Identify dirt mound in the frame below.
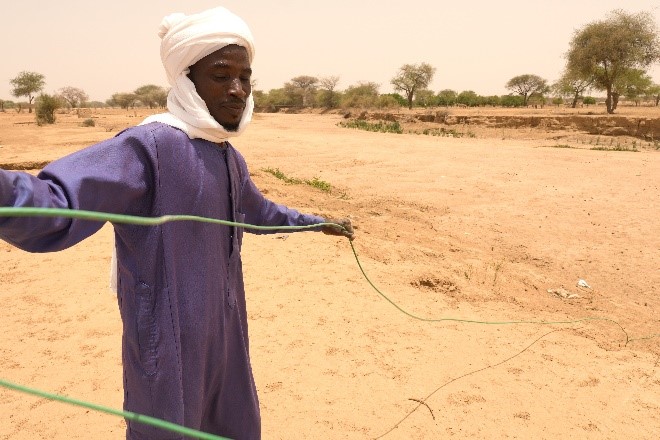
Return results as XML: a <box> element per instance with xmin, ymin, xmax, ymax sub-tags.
<box><xmin>358</xmin><ymin>111</ymin><xmax>660</xmax><ymax>140</ymax></box>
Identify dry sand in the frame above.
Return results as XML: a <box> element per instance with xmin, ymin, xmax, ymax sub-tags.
<box><xmin>0</xmin><ymin>108</ymin><xmax>658</xmax><ymax>439</ymax></box>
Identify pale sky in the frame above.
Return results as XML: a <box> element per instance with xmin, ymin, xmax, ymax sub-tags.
<box><xmin>2</xmin><ymin>0</ymin><xmax>660</xmax><ymax>102</ymax></box>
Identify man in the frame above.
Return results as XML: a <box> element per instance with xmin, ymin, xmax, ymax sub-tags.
<box><xmin>0</xmin><ymin>7</ymin><xmax>353</xmax><ymax>440</ymax></box>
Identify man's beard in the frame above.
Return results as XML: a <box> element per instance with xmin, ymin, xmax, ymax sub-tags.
<box><xmin>223</xmin><ymin>122</ymin><xmax>240</xmax><ymax>132</ymax></box>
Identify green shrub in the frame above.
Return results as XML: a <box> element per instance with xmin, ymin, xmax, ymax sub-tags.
<box><xmin>417</xmin><ymin>127</ymin><xmax>475</xmax><ymax>138</ymax></box>
<box><xmin>337</xmin><ymin>119</ymin><xmax>403</xmax><ymax>134</ymax></box>
<box><xmin>376</xmin><ymin>94</ymin><xmax>402</xmax><ymax>109</ymax></box>
<box><xmin>81</xmin><ymin>118</ymin><xmax>96</xmax><ymax>127</ymax></box>
<box><xmin>500</xmin><ymin>95</ymin><xmax>525</xmax><ymax>107</ymax></box>
<box><xmin>262</xmin><ymin>168</ymin><xmax>333</xmax><ymax>192</ymax></box>
<box><xmin>552</xmin><ymin>97</ymin><xmax>564</xmax><ymax>106</ymax></box>
<box><xmin>35</xmin><ymin>94</ymin><xmax>62</xmax><ymax>125</ymax></box>
<box><xmin>262</xmin><ymin>167</ymin><xmax>302</xmax><ymax>184</ymax></box>
<box><xmin>305</xmin><ymin>176</ymin><xmax>332</xmax><ymax>192</ymax></box>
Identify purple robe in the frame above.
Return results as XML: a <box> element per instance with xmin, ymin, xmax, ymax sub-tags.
<box><xmin>0</xmin><ymin>122</ymin><xmax>325</xmax><ymax>439</ymax></box>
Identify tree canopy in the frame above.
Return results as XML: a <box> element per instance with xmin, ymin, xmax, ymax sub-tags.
<box><xmin>35</xmin><ymin>94</ymin><xmax>62</xmax><ymax>125</ymax></box>
<box><xmin>107</xmin><ymin>92</ymin><xmax>137</xmax><ymax>109</ymax></box>
<box><xmin>285</xmin><ymin>75</ymin><xmax>318</xmax><ymax>107</ymax></box>
<box><xmin>566</xmin><ymin>9</ymin><xmax>660</xmax><ymax>113</ymax></box>
<box><xmin>617</xmin><ymin>69</ymin><xmax>653</xmax><ymax>106</ymax></box>
<box><xmin>19</xmin><ymin>9</ymin><xmax>660</xmax><ymax>114</ymax></box>
<box><xmin>134</xmin><ymin>84</ymin><xmax>168</xmax><ymax>108</ymax></box>
<box><xmin>58</xmin><ymin>86</ymin><xmax>89</xmax><ymax>108</ymax></box>
<box><xmin>341</xmin><ymin>82</ymin><xmax>380</xmax><ymax>108</ymax></box>
<box><xmin>316</xmin><ymin>76</ymin><xmax>341</xmax><ymax>108</ymax></box>
<box><xmin>505</xmin><ymin>74</ymin><xmax>549</xmax><ymax>106</ymax></box>
<box><xmin>10</xmin><ymin>71</ymin><xmax>45</xmax><ymax>113</ymax></box>
<box><xmin>391</xmin><ymin>63</ymin><xmax>436</xmax><ymax>109</ymax></box>
<box><xmin>552</xmin><ymin>70</ymin><xmax>593</xmax><ymax>108</ymax></box>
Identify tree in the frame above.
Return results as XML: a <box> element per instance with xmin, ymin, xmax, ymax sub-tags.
<box><xmin>87</xmin><ymin>101</ymin><xmax>107</xmax><ymax>109</ymax></box>
<box><xmin>35</xmin><ymin>94</ymin><xmax>63</xmax><ymax>125</ymax></box>
<box><xmin>413</xmin><ymin>89</ymin><xmax>436</xmax><ymax>107</ymax></box>
<box><xmin>58</xmin><ymin>86</ymin><xmax>89</xmax><ymax>108</ymax></box>
<box><xmin>376</xmin><ymin>94</ymin><xmax>402</xmax><ymax>109</ymax></box>
<box><xmin>1</xmin><ymin>100</ymin><xmax>16</xmax><ymax>110</ymax></box>
<box><xmin>10</xmin><ymin>71</ymin><xmax>45</xmax><ymax>113</ymax></box>
<box><xmin>528</xmin><ymin>93</ymin><xmax>547</xmax><ymax>108</ymax></box>
<box><xmin>134</xmin><ymin>84</ymin><xmax>168</xmax><ymax>109</ymax></box>
<box><xmin>262</xmin><ymin>88</ymin><xmax>297</xmax><ymax>108</ymax></box>
<box><xmin>483</xmin><ymin>95</ymin><xmax>501</xmax><ymax>106</ymax></box>
<box><xmin>391</xmin><ymin>63</ymin><xmax>436</xmax><ymax>109</ymax></box>
<box><xmin>566</xmin><ymin>10</ymin><xmax>660</xmax><ymax>114</ymax></box>
<box><xmin>456</xmin><ymin>90</ymin><xmax>480</xmax><ymax>107</ymax></box>
<box><xmin>285</xmin><ymin>75</ymin><xmax>318</xmax><ymax>107</ymax></box>
<box><xmin>617</xmin><ymin>69</ymin><xmax>653</xmax><ymax>106</ymax></box>
<box><xmin>436</xmin><ymin>89</ymin><xmax>457</xmax><ymax>107</ymax></box>
<box><xmin>341</xmin><ymin>82</ymin><xmax>380</xmax><ymax>108</ymax></box>
<box><xmin>500</xmin><ymin>95</ymin><xmax>525</xmax><ymax>107</ymax></box>
<box><xmin>380</xmin><ymin>93</ymin><xmax>406</xmax><ymax>107</ymax></box>
<box><xmin>252</xmin><ymin>90</ymin><xmax>267</xmax><ymax>108</ymax></box>
<box><xmin>645</xmin><ymin>83</ymin><xmax>660</xmax><ymax>106</ymax></box>
<box><xmin>553</xmin><ymin>69</ymin><xmax>593</xmax><ymax>108</ymax></box>
<box><xmin>316</xmin><ymin>75</ymin><xmax>340</xmax><ymax>108</ymax></box>
<box><xmin>505</xmin><ymin>74</ymin><xmax>549</xmax><ymax>106</ymax></box>
<box><xmin>108</xmin><ymin>92</ymin><xmax>137</xmax><ymax>109</ymax></box>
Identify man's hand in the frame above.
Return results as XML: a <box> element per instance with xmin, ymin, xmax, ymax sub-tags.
<box><xmin>322</xmin><ymin>218</ymin><xmax>355</xmax><ymax>241</ymax></box>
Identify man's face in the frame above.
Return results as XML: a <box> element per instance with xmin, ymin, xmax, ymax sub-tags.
<box><xmin>188</xmin><ymin>44</ymin><xmax>252</xmax><ymax>131</ymax></box>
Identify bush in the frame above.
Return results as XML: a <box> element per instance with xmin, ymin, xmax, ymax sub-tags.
<box><xmin>456</xmin><ymin>90</ymin><xmax>480</xmax><ymax>107</ymax></box>
<box><xmin>337</xmin><ymin>119</ymin><xmax>403</xmax><ymax>134</ymax></box>
<box><xmin>483</xmin><ymin>95</ymin><xmax>501</xmax><ymax>106</ymax></box>
<box><xmin>35</xmin><ymin>94</ymin><xmax>62</xmax><ymax>125</ymax></box>
<box><xmin>583</xmin><ymin>96</ymin><xmax>596</xmax><ymax>105</ymax></box>
<box><xmin>0</xmin><ymin>100</ymin><xmax>15</xmax><ymax>111</ymax></box>
<box><xmin>376</xmin><ymin>94</ymin><xmax>402</xmax><ymax>109</ymax></box>
<box><xmin>81</xmin><ymin>118</ymin><xmax>95</xmax><ymax>127</ymax></box>
<box><xmin>381</xmin><ymin>93</ymin><xmax>406</xmax><ymax>107</ymax></box>
<box><xmin>315</xmin><ymin>89</ymin><xmax>341</xmax><ymax>108</ymax></box>
<box><xmin>500</xmin><ymin>95</ymin><xmax>525</xmax><ymax>107</ymax></box>
<box><xmin>340</xmin><ymin>82</ymin><xmax>380</xmax><ymax>108</ymax></box>
<box><xmin>86</xmin><ymin>101</ymin><xmax>107</xmax><ymax>108</ymax></box>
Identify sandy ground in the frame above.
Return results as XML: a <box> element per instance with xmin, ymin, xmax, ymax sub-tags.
<box><xmin>0</xmin><ymin>108</ymin><xmax>658</xmax><ymax>439</ymax></box>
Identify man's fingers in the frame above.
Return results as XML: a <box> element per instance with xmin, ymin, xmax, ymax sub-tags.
<box><xmin>323</xmin><ymin>218</ymin><xmax>355</xmax><ymax>240</ymax></box>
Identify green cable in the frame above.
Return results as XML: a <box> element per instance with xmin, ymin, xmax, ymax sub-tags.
<box><xmin>0</xmin><ymin>206</ymin><xmax>657</xmax><ymax>438</ymax></box>
<box><xmin>0</xmin><ymin>206</ymin><xmax>330</xmax><ymax>439</ymax></box>
<box><xmin>0</xmin><ymin>207</ymin><xmax>652</xmax><ymax>345</ymax></box>
<box><xmin>348</xmin><ymin>241</ymin><xmax>631</xmax><ymax>344</ymax></box>
<box><xmin>0</xmin><ymin>378</ymin><xmax>228</xmax><ymax>440</ymax></box>
<box><xmin>0</xmin><ymin>206</ymin><xmax>334</xmax><ymax>230</ymax></box>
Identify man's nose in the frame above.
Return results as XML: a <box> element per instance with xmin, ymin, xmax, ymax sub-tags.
<box><xmin>228</xmin><ymin>78</ymin><xmax>246</xmax><ymax>97</ymax></box>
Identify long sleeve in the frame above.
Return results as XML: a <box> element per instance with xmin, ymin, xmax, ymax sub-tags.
<box><xmin>0</xmin><ymin>126</ymin><xmax>157</xmax><ymax>252</ymax></box>
<box><xmin>230</xmin><ymin>148</ymin><xmax>325</xmax><ymax>233</ymax></box>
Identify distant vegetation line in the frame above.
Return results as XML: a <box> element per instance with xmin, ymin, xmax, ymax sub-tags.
<box><xmin>2</xmin><ymin>9</ymin><xmax>659</xmax><ymax>121</ymax></box>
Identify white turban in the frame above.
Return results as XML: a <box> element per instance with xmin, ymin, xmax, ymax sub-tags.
<box><xmin>141</xmin><ymin>6</ymin><xmax>255</xmax><ymax>143</ymax></box>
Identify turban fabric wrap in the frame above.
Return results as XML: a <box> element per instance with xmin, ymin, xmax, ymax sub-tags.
<box><xmin>111</xmin><ymin>7</ymin><xmax>255</xmax><ymax>293</ymax></box>
<box><xmin>141</xmin><ymin>6</ymin><xmax>256</xmax><ymax>143</ymax></box>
